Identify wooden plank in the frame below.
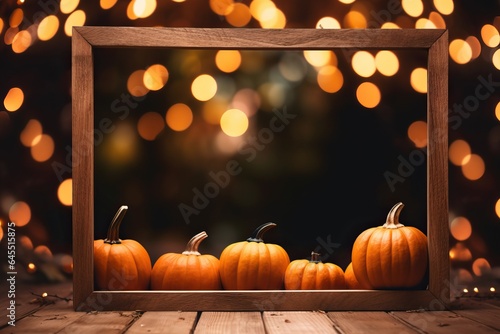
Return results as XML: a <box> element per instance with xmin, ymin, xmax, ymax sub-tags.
<box><xmin>56</xmin><ymin>311</ymin><xmax>139</xmax><ymax>333</ymax></box>
<box><xmin>76</xmin><ymin>27</ymin><xmax>445</xmax><ymax>49</ymax></box>
<box><xmin>328</xmin><ymin>312</ymin><xmax>416</xmax><ymax>333</ymax></box>
<box><xmin>126</xmin><ymin>312</ymin><xmax>197</xmax><ymax>334</ymax></box>
<box><xmin>195</xmin><ymin>312</ymin><xmax>264</xmax><ymax>333</ymax></box>
<box><xmin>264</xmin><ymin>311</ymin><xmax>335</xmax><ymax>333</ymax></box>
<box><xmin>453</xmin><ymin>309</ymin><xmax>500</xmax><ymax>331</ymax></box>
<box><xmin>392</xmin><ymin>310</ymin><xmax>500</xmax><ymax>333</ymax></box>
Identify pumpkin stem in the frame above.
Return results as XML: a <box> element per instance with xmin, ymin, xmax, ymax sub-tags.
<box><xmin>182</xmin><ymin>231</ymin><xmax>207</xmax><ymax>255</ymax></box>
<box><xmin>383</xmin><ymin>202</ymin><xmax>405</xmax><ymax>229</ymax></box>
<box><xmin>247</xmin><ymin>222</ymin><xmax>276</xmax><ymax>242</ymax></box>
<box><xmin>104</xmin><ymin>205</ymin><xmax>128</xmax><ymax>244</ymax></box>
<box><xmin>310</xmin><ymin>251</ymin><xmax>321</xmax><ymax>263</ymax></box>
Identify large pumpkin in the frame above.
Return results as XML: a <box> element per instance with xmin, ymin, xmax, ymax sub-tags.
<box><xmin>351</xmin><ymin>202</ymin><xmax>428</xmax><ymax>289</ymax></box>
<box><xmin>150</xmin><ymin>231</ymin><xmax>221</xmax><ymax>290</ymax></box>
<box><xmin>219</xmin><ymin>222</ymin><xmax>290</xmax><ymax>290</ymax></box>
<box><xmin>284</xmin><ymin>252</ymin><xmax>345</xmax><ymax>290</ymax></box>
<box><xmin>94</xmin><ymin>206</ymin><xmax>152</xmax><ymax>290</ymax></box>
<box><xmin>344</xmin><ymin>262</ymin><xmax>371</xmax><ymax>289</ymax></box>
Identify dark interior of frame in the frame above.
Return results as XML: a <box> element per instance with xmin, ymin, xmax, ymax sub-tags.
<box><xmin>93</xmin><ymin>47</ymin><xmax>428</xmax><ymax>288</ymax></box>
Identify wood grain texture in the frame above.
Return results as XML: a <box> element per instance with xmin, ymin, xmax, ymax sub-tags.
<box><xmin>264</xmin><ymin>311</ymin><xmax>336</xmax><ymax>333</ymax></box>
<box><xmin>75</xmin><ymin>27</ymin><xmax>445</xmax><ymax>49</ymax></box>
<box><xmin>195</xmin><ymin>312</ymin><xmax>265</xmax><ymax>333</ymax></box>
<box><xmin>453</xmin><ymin>308</ymin><xmax>500</xmax><ymax>331</ymax></box>
<box><xmin>126</xmin><ymin>312</ymin><xmax>198</xmax><ymax>334</ymax></box>
<box><xmin>57</xmin><ymin>311</ymin><xmax>138</xmax><ymax>333</ymax></box>
<box><xmin>328</xmin><ymin>312</ymin><xmax>416</xmax><ymax>333</ymax></box>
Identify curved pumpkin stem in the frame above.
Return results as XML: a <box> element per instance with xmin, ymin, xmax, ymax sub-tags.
<box><xmin>104</xmin><ymin>205</ymin><xmax>128</xmax><ymax>244</ymax></box>
<box><xmin>383</xmin><ymin>202</ymin><xmax>405</xmax><ymax>229</ymax></box>
<box><xmin>182</xmin><ymin>231</ymin><xmax>208</xmax><ymax>255</ymax></box>
<box><xmin>310</xmin><ymin>251</ymin><xmax>321</xmax><ymax>263</ymax></box>
<box><xmin>247</xmin><ymin>222</ymin><xmax>276</xmax><ymax>242</ymax></box>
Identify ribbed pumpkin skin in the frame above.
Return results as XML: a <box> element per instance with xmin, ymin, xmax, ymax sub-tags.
<box><xmin>94</xmin><ymin>239</ymin><xmax>151</xmax><ymax>290</ymax></box>
<box><xmin>344</xmin><ymin>262</ymin><xmax>371</xmax><ymax>289</ymax></box>
<box><xmin>351</xmin><ymin>204</ymin><xmax>428</xmax><ymax>289</ymax></box>
<box><xmin>151</xmin><ymin>253</ymin><xmax>221</xmax><ymax>290</ymax></box>
<box><xmin>284</xmin><ymin>258</ymin><xmax>345</xmax><ymax>290</ymax></box>
<box><xmin>219</xmin><ymin>241</ymin><xmax>290</xmax><ymax>290</ymax></box>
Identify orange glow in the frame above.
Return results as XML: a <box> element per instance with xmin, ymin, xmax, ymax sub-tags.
<box><xmin>57</xmin><ymin>179</ymin><xmax>73</xmax><ymax>206</ymax></box>
<box><xmin>226</xmin><ymin>3</ymin><xmax>252</xmax><ymax>27</ymax></box>
<box><xmin>127</xmin><ymin>70</ymin><xmax>149</xmax><ymax>97</ymax></box>
<box><xmin>133</xmin><ymin>0</ymin><xmax>157</xmax><ymax>19</ymax></box>
<box><xmin>9</xmin><ymin>201</ymin><xmax>31</xmax><ymax>227</ymax></box>
<box><xmin>343</xmin><ymin>11</ymin><xmax>367</xmax><ymax>28</ymax></box>
<box><xmin>259</xmin><ymin>8</ymin><xmax>286</xmax><ymax>29</ymax></box>
<box><xmin>303</xmin><ymin>50</ymin><xmax>335</xmax><ymax>67</ymax></box>
<box><xmin>402</xmin><ymin>0</ymin><xmax>424</xmax><ymax>17</ymax></box>
<box><xmin>0</xmin><ymin>18</ymin><xmax>4</xmax><ymax>35</ymax></box>
<box><xmin>211</xmin><ymin>0</ymin><xmax>234</xmax><ymax>16</ymax></box>
<box><xmin>64</xmin><ymin>10</ymin><xmax>86</xmax><ymax>36</ymax></box>
<box><xmin>4</xmin><ymin>27</ymin><xmax>19</xmax><ymax>45</ymax></box>
<box><xmin>495</xmin><ymin>101</ymin><xmax>500</xmax><ymax>121</ymax></box>
<box><xmin>100</xmin><ymin>0</ymin><xmax>118</xmax><ymax>9</ymax></box>
<box><xmin>495</xmin><ymin>198</ymin><xmax>500</xmax><ymax>218</ymax></box>
<box><xmin>60</xmin><ymin>0</ymin><xmax>80</xmax><ymax>14</ymax></box>
<box><xmin>317</xmin><ymin>66</ymin><xmax>343</xmax><ymax>93</ymax></box>
<box><xmin>19</xmin><ymin>236</ymin><xmax>33</xmax><ymax>250</ymax></box>
<box><xmin>220</xmin><ymin>108</ymin><xmax>249</xmax><ymax>137</ymax></box>
<box><xmin>38</xmin><ymin>15</ymin><xmax>59</xmax><ymax>41</ymax></box>
<box><xmin>34</xmin><ymin>245</ymin><xmax>53</xmax><ymax>261</ymax></box>
<box><xmin>356</xmin><ymin>82</ymin><xmax>381</xmax><ymax>108</ymax></box>
<box><xmin>450</xmin><ymin>216</ymin><xmax>472</xmax><ymax>241</ymax></box>
<box><xmin>449</xmin><ymin>39</ymin><xmax>472</xmax><ymax>64</ymax></box>
<box><xmin>202</xmin><ymin>98</ymin><xmax>228</xmax><ymax>125</ymax></box>
<box><xmin>143</xmin><ymin>64</ymin><xmax>169</xmax><ymax>91</ymax></box>
<box><xmin>27</xmin><ymin>263</ymin><xmax>36</xmax><ymax>274</ymax></box>
<box><xmin>251</xmin><ymin>0</ymin><xmax>275</xmax><ymax>21</ymax></box>
<box><xmin>433</xmin><ymin>0</ymin><xmax>453</xmax><ymax>15</ymax></box>
<box><xmin>9</xmin><ymin>8</ymin><xmax>24</xmax><ymax>28</ymax></box>
<box><xmin>126</xmin><ymin>1</ymin><xmax>138</xmax><ymax>19</ymax></box>
<box><xmin>137</xmin><ymin>111</ymin><xmax>165</xmax><ymax>140</ymax></box>
<box><xmin>0</xmin><ymin>224</ymin><xmax>3</xmax><ymax>241</ymax></box>
<box><xmin>449</xmin><ymin>243</ymin><xmax>472</xmax><ymax>261</ymax></box>
<box><xmin>410</xmin><ymin>68</ymin><xmax>427</xmax><ymax>93</ymax></box>
<box><xmin>232</xmin><ymin>88</ymin><xmax>260</xmax><ymax>117</ymax></box>
<box><xmin>472</xmin><ymin>258</ymin><xmax>491</xmax><ymax>276</ymax></box>
<box><xmin>381</xmin><ymin>22</ymin><xmax>400</xmax><ymax>29</ymax></box>
<box><xmin>316</xmin><ymin>16</ymin><xmax>341</xmax><ymax>29</ymax></box>
<box><xmin>12</xmin><ymin>30</ymin><xmax>32</xmax><ymax>53</ymax></box>
<box><xmin>215</xmin><ymin>50</ymin><xmax>242</xmax><ymax>73</ymax></box>
<box><xmin>20</xmin><ymin>119</ymin><xmax>43</xmax><ymax>147</ymax></box>
<box><xmin>481</xmin><ymin>24</ymin><xmax>500</xmax><ymax>48</ymax></box>
<box><xmin>352</xmin><ymin>51</ymin><xmax>376</xmax><ymax>78</ymax></box>
<box><xmin>493</xmin><ymin>49</ymin><xmax>500</xmax><ymax>70</ymax></box>
<box><xmin>465</xmin><ymin>36</ymin><xmax>481</xmax><ymax>60</ymax></box>
<box><xmin>461</xmin><ymin>154</ymin><xmax>485</xmax><ymax>180</ymax></box>
<box><xmin>407</xmin><ymin>120</ymin><xmax>427</xmax><ymax>148</ymax></box>
<box><xmin>375</xmin><ymin>50</ymin><xmax>399</xmax><ymax>76</ymax></box>
<box><xmin>191</xmin><ymin>74</ymin><xmax>217</xmax><ymax>101</ymax></box>
<box><xmin>429</xmin><ymin>11</ymin><xmax>446</xmax><ymax>28</ymax></box>
<box><xmin>31</xmin><ymin>134</ymin><xmax>55</xmax><ymax>162</ymax></box>
<box><xmin>338</xmin><ymin>0</ymin><xmax>356</xmax><ymax>3</ymax></box>
<box><xmin>449</xmin><ymin>140</ymin><xmax>471</xmax><ymax>166</ymax></box>
<box><xmin>416</xmin><ymin>18</ymin><xmax>436</xmax><ymax>29</ymax></box>
<box><xmin>166</xmin><ymin>103</ymin><xmax>193</xmax><ymax>131</ymax></box>
<box><xmin>4</xmin><ymin>87</ymin><xmax>24</xmax><ymax>112</ymax></box>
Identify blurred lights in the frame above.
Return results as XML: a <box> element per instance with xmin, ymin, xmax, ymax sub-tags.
<box><xmin>416</xmin><ymin>18</ymin><xmax>436</xmax><ymax>29</ymax></box>
<box><xmin>259</xmin><ymin>7</ymin><xmax>286</xmax><ymax>29</ymax></box>
<box><xmin>450</xmin><ymin>216</ymin><xmax>472</xmax><ymax>241</ymax></box>
<box><xmin>303</xmin><ymin>50</ymin><xmax>335</xmax><ymax>68</ymax></box>
<box><xmin>449</xmin><ymin>139</ymin><xmax>471</xmax><ymax>166</ymax></box>
<box><xmin>495</xmin><ymin>102</ymin><xmax>500</xmax><ymax>121</ymax></box>
<box><xmin>356</xmin><ymin>82</ymin><xmax>381</xmax><ymax>108</ymax></box>
<box><xmin>481</xmin><ymin>24</ymin><xmax>500</xmax><ymax>48</ymax></box>
<box><xmin>410</xmin><ymin>68</ymin><xmax>427</xmax><ymax>93</ymax></box>
<box><xmin>0</xmin><ymin>18</ymin><xmax>4</xmax><ymax>35</ymax></box>
<box><xmin>343</xmin><ymin>11</ymin><xmax>367</xmax><ymax>28</ymax></box>
<box><xmin>4</xmin><ymin>87</ymin><xmax>24</xmax><ymax>112</ymax></box>
<box><xmin>100</xmin><ymin>0</ymin><xmax>118</xmax><ymax>10</ymax></box>
<box><xmin>202</xmin><ymin>98</ymin><xmax>228</xmax><ymax>125</ymax></box>
<box><xmin>60</xmin><ymin>0</ymin><xmax>80</xmax><ymax>14</ymax></box>
<box><xmin>192</xmin><ymin>74</ymin><xmax>217</xmax><ymax>101</ymax></box>
<box><xmin>9</xmin><ymin>8</ymin><xmax>24</xmax><ymax>28</ymax></box>
<box><xmin>449</xmin><ymin>39</ymin><xmax>472</xmax><ymax>64</ymax></box>
<box><xmin>472</xmin><ymin>258</ymin><xmax>491</xmax><ymax>276</ymax></box>
<box><xmin>128</xmin><ymin>70</ymin><xmax>150</xmax><ymax>97</ymax></box>
<box><xmin>4</xmin><ymin>27</ymin><xmax>19</xmax><ymax>45</ymax></box>
<box><xmin>407</xmin><ymin>120</ymin><xmax>427</xmax><ymax>148</ymax></box>
<box><xmin>12</xmin><ymin>30</ymin><xmax>32</xmax><ymax>53</ymax></box>
<box><xmin>316</xmin><ymin>17</ymin><xmax>341</xmax><ymax>29</ymax></box>
<box><xmin>19</xmin><ymin>235</ymin><xmax>33</xmax><ymax>250</ymax></box>
<box><xmin>34</xmin><ymin>245</ymin><xmax>53</xmax><ymax>261</ymax></box>
<box><xmin>381</xmin><ymin>22</ymin><xmax>400</xmax><ymax>29</ymax></box>
<box><xmin>64</xmin><ymin>10</ymin><xmax>86</xmax><ymax>36</ymax></box>
<box><xmin>338</xmin><ymin>0</ymin><xmax>356</xmax><ymax>4</ymax></box>
<box><xmin>215</xmin><ymin>50</ymin><xmax>242</xmax><ymax>73</ymax></box>
<box><xmin>132</xmin><ymin>0</ymin><xmax>157</xmax><ymax>19</ymax></box>
<box><xmin>166</xmin><ymin>103</ymin><xmax>193</xmax><ymax>131</ymax></box>
<box><xmin>20</xmin><ymin>119</ymin><xmax>43</xmax><ymax>147</ymax></box>
<box><xmin>429</xmin><ymin>11</ymin><xmax>446</xmax><ymax>29</ymax></box>
<box><xmin>211</xmin><ymin>0</ymin><xmax>234</xmax><ymax>16</ymax></box>
<box><xmin>402</xmin><ymin>0</ymin><xmax>424</xmax><ymax>18</ymax></box>
<box><xmin>461</xmin><ymin>154</ymin><xmax>485</xmax><ymax>180</ymax></box>
<box><xmin>465</xmin><ymin>36</ymin><xmax>481</xmax><ymax>60</ymax></box>
<box><xmin>27</xmin><ymin>262</ymin><xmax>36</xmax><ymax>274</ymax></box>
<box><xmin>38</xmin><ymin>15</ymin><xmax>60</xmax><ymax>41</ymax></box>
<box><xmin>226</xmin><ymin>3</ymin><xmax>252</xmax><ymax>27</ymax></box>
<box><xmin>495</xmin><ymin>198</ymin><xmax>500</xmax><ymax>218</ymax></box>
<box><xmin>31</xmin><ymin>134</ymin><xmax>55</xmax><ymax>162</ymax></box>
<box><xmin>232</xmin><ymin>88</ymin><xmax>260</xmax><ymax>117</ymax></box>
<box><xmin>220</xmin><ymin>108</ymin><xmax>249</xmax><ymax>137</ymax></box>
<box><xmin>449</xmin><ymin>243</ymin><xmax>472</xmax><ymax>261</ymax></box>
<box><xmin>317</xmin><ymin>65</ymin><xmax>344</xmax><ymax>93</ymax></box>
<box><xmin>493</xmin><ymin>49</ymin><xmax>500</xmax><ymax>70</ymax></box>
<box><xmin>375</xmin><ymin>51</ymin><xmax>399</xmax><ymax>76</ymax></box>
<box><xmin>9</xmin><ymin>201</ymin><xmax>31</xmax><ymax>227</ymax></box>
<box><xmin>143</xmin><ymin>64</ymin><xmax>169</xmax><ymax>91</ymax></box>
<box><xmin>57</xmin><ymin>179</ymin><xmax>73</xmax><ymax>206</ymax></box>
<box><xmin>433</xmin><ymin>0</ymin><xmax>453</xmax><ymax>15</ymax></box>
<box><xmin>352</xmin><ymin>51</ymin><xmax>376</xmax><ymax>77</ymax></box>
<box><xmin>473</xmin><ymin>287</ymin><xmax>479</xmax><ymax>293</ymax></box>
<box><xmin>138</xmin><ymin>111</ymin><xmax>165</xmax><ymax>140</ymax></box>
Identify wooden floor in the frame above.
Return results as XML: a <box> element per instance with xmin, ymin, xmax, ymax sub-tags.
<box><xmin>1</xmin><ymin>282</ymin><xmax>499</xmax><ymax>333</ymax></box>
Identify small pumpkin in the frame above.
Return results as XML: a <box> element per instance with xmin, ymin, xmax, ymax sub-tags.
<box><xmin>151</xmin><ymin>231</ymin><xmax>221</xmax><ymax>290</ymax></box>
<box><xmin>94</xmin><ymin>205</ymin><xmax>152</xmax><ymax>290</ymax></box>
<box><xmin>219</xmin><ymin>222</ymin><xmax>290</xmax><ymax>290</ymax></box>
<box><xmin>284</xmin><ymin>252</ymin><xmax>345</xmax><ymax>290</ymax></box>
<box><xmin>344</xmin><ymin>262</ymin><xmax>371</xmax><ymax>289</ymax></box>
<box><xmin>351</xmin><ymin>202</ymin><xmax>428</xmax><ymax>289</ymax></box>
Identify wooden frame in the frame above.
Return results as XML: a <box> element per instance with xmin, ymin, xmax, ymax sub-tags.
<box><xmin>72</xmin><ymin>27</ymin><xmax>449</xmax><ymax>311</ymax></box>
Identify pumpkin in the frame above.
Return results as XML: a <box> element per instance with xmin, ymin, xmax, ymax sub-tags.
<box><xmin>344</xmin><ymin>262</ymin><xmax>371</xmax><ymax>289</ymax></box>
<box><xmin>351</xmin><ymin>202</ymin><xmax>428</xmax><ymax>289</ymax></box>
<box><xmin>284</xmin><ymin>252</ymin><xmax>345</xmax><ymax>290</ymax></box>
<box><xmin>219</xmin><ymin>222</ymin><xmax>290</xmax><ymax>290</ymax></box>
<box><xmin>151</xmin><ymin>231</ymin><xmax>221</xmax><ymax>290</ymax></box>
<box><xmin>94</xmin><ymin>205</ymin><xmax>152</xmax><ymax>290</ymax></box>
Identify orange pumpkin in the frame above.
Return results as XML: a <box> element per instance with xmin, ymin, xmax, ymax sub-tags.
<box><xmin>219</xmin><ymin>222</ymin><xmax>290</xmax><ymax>290</ymax></box>
<box><xmin>344</xmin><ymin>262</ymin><xmax>371</xmax><ymax>289</ymax></box>
<box><xmin>94</xmin><ymin>206</ymin><xmax>152</xmax><ymax>290</ymax></box>
<box><xmin>151</xmin><ymin>231</ymin><xmax>221</xmax><ymax>290</ymax></box>
<box><xmin>284</xmin><ymin>252</ymin><xmax>345</xmax><ymax>290</ymax></box>
<box><xmin>351</xmin><ymin>202</ymin><xmax>428</xmax><ymax>289</ymax></box>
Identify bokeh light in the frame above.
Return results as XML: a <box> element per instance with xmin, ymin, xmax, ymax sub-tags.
<box><xmin>64</xmin><ymin>9</ymin><xmax>86</xmax><ymax>36</ymax></box>
<box><xmin>433</xmin><ymin>0</ymin><xmax>453</xmax><ymax>15</ymax></box>
<box><xmin>0</xmin><ymin>18</ymin><xmax>4</xmax><ymax>35</ymax></box>
<box><xmin>31</xmin><ymin>134</ymin><xmax>55</xmax><ymax>162</ymax></box>
<box><xmin>416</xmin><ymin>18</ymin><xmax>436</xmax><ymax>29</ymax></box>
<box><xmin>493</xmin><ymin>49</ymin><xmax>500</xmax><ymax>70</ymax></box>
<box><xmin>449</xmin><ymin>243</ymin><xmax>472</xmax><ymax>261</ymax></box>
<box><xmin>259</xmin><ymin>7</ymin><xmax>286</xmax><ymax>28</ymax></box>
<box><xmin>338</xmin><ymin>0</ymin><xmax>356</xmax><ymax>4</ymax></box>
<box><xmin>303</xmin><ymin>50</ymin><xmax>335</xmax><ymax>67</ymax></box>
<box><xmin>472</xmin><ymin>258</ymin><xmax>491</xmax><ymax>276</ymax></box>
<box><xmin>375</xmin><ymin>50</ymin><xmax>399</xmax><ymax>76</ymax></box>
<box><xmin>38</xmin><ymin>15</ymin><xmax>60</xmax><ymax>41</ymax></box>
<box><xmin>138</xmin><ymin>111</ymin><xmax>165</xmax><ymax>140</ymax></box>
<box><xmin>127</xmin><ymin>69</ymin><xmax>149</xmax><ymax>97</ymax></box>
<box><xmin>9</xmin><ymin>201</ymin><xmax>31</xmax><ymax>227</ymax></box>
<box><xmin>317</xmin><ymin>66</ymin><xmax>344</xmax><ymax>93</ymax></box>
<box><xmin>143</xmin><ymin>64</ymin><xmax>169</xmax><ymax>91</ymax></box>
<box><xmin>27</xmin><ymin>262</ymin><xmax>36</xmax><ymax>274</ymax></box>
<box><xmin>9</xmin><ymin>8</ymin><xmax>23</xmax><ymax>28</ymax></box>
<box><xmin>407</xmin><ymin>120</ymin><xmax>427</xmax><ymax>148</ymax></box>
<box><xmin>192</xmin><ymin>74</ymin><xmax>217</xmax><ymax>101</ymax></box>
<box><xmin>4</xmin><ymin>87</ymin><xmax>24</xmax><ymax>112</ymax></box>
<box><xmin>356</xmin><ymin>82</ymin><xmax>381</xmax><ymax>108</ymax></box>
<box><xmin>34</xmin><ymin>245</ymin><xmax>53</xmax><ymax>261</ymax></box>
<box><xmin>402</xmin><ymin>0</ymin><xmax>424</xmax><ymax>17</ymax></box>
<box><xmin>226</xmin><ymin>3</ymin><xmax>252</xmax><ymax>27</ymax></box>
<box><xmin>352</xmin><ymin>51</ymin><xmax>376</xmax><ymax>77</ymax></box>
<box><xmin>57</xmin><ymin>179</ymin><xmax>73</xmax><ymax>206</ymax></box>
<box><xmin>20</xmin><ymin>119</ymin><xmax>43</xmax><ymax>147</ymax></box>
<box><xmin>316</xmin><ymin>16</ymin><xmax>341</xmax><ymax>29</ymax></box>
<box><xmin>461</xmin><ymin>154</ymin><xmax>485</xmax><ymax>180</ymax></box>
<box><xmin>449</xmin><ymin>39</ymin><xmax>473</xmax><ymax>64</ymax></box>
<box><xmin>220</xmin><ymin>108</ymin><xmax>249</xmax><ymax>137</ymax></box>
<box><xmin>202</xmin><ymin>97</ymin><xmax>228</xmax><ymax>125</ymax></box>
<box><xmin>429</xmin><ymin>11</ymin><xmax>446</xmax><ymax>29</ymax></box>
<box><xmin>12</xmin><ymin>30</ymin><xmax>32</xmax><ymax>53</ymax></box>
<box><xmin>495</xmin><ymin>198</ymin><xmax>500</xmax><ymax>218</ymax></box>
<box><xmin>215</xmin><ymin>50</ymin><xmax>242</xmax><ymax>73</ymax></box>
<box><xmin>481</xmin><ymin>24</ymin><xmax>500</xmax><ymax>48</ymax></box>
<box><xmin>132</xmin><ymin>0</ymin><xmax>157</xmax><ymax>19</ymax></box>
<box><xmin>231</xmin><ymin>88</ymin><xmax>260</xmax><ymax>117</ymax></box>
<box><xmin>449</xmin><ymin>139</ymin><xmax>472</xmax><ymax>166</ymax></box>
<box><xmin>465</xmin><ymin>36</ymin><xmax>481</xmax><ymax>60</ymax></box>
<box><xmin>100</xmin><ymin>0</ymin><xmax>118</xmax><ymax>10</ymax></box>
<box><xmin>166</xmin><ymin>103</ymin><xmax>193</xmax><ymax>131</ymax></box>
<box><xmin>450</xmin><ymin>216</ymin><xmax>472</xmax><ymax>241</ymax></box>
<box><xmin>211</xmin><ymin>0</ymin><xmax>233</xmax><ymax>16</ymax></box>
<box><xmin>60</xmin><ymin>0</ymin><xmax>80</xmax><ymax>14</ymax></box>
<box><xmin>410</xmin><ymin>67</ymin><xmax>427</xmax><ymax>93</ymax></box>
<box><xmin>495</xmin><ymin>101</ymin><xmax>500</xmax><ymax>121</ymax></box>
<box><xmin>343</xmin><ymin>10</ymin><xmax>367</xmax><ymax>28</ymax></box>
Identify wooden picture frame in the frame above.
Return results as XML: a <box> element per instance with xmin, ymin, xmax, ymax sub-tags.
<box><xmin>72</xmin><ymin>27</ymin><xmax>449</xmax><ymax>311</ymax></box>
